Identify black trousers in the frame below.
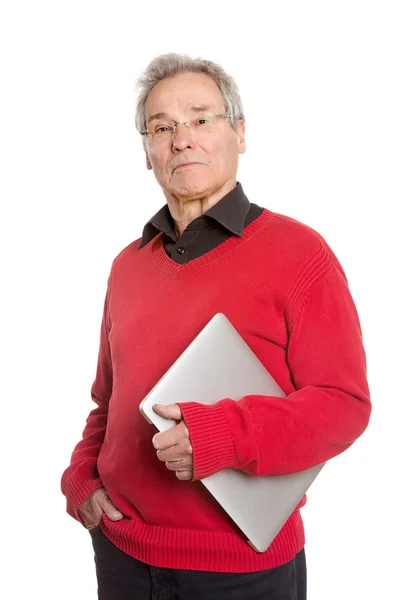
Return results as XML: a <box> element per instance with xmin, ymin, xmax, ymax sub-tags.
<box><xmin>89</xmin><ymin>526</ymin><xmax>307</xmax><ymax>600</ymax></box>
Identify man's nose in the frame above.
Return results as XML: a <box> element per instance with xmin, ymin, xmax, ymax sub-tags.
<box><xmin>172</xmin><ymin>122</ymin><xmax>194</xmax><ymax>151</ymax></box>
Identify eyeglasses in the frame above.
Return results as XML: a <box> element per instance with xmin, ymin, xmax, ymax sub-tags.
<box><xmin>140</xmin><ymin>111</ymin><xmax>232</xmax><ymax>145</ymax></box>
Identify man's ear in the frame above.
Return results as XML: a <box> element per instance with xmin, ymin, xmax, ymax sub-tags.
<box><xmin>236</xmin><ymin>120</ymin><xmax>246</xmax><ymax>155</ymax></box>
<box><xmin>143</xmin><ymin>138</ymin><xmax>152</xmax><ymax>170</ymax></box>
<box><xmin>145</xmin><ymin>150</ymin><xmax>152</xmax><ymax>171</ymax></box>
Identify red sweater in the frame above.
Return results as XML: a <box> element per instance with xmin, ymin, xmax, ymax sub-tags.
<box><xmin>61</xmin><ymin>208</ymin><xmax>371</xmax><ymax>572</ymax></box>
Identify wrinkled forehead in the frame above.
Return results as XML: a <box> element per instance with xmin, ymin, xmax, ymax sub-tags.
<box><xmin>145</xmin><ymin>72</ymin><xmax>225</xmax><ymax>122</ymax></box>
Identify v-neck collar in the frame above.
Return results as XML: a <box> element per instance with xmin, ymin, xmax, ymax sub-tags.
<box><xmin>149</xmin><ymin>209</ymin><xmax>271</xmax><ymax>280</ymax></box>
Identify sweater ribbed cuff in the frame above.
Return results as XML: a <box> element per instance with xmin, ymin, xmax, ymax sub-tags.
<box><xmin>61</xmin><ymin>465</ymin><xmax>104</xmax><ymax>524</ymax></box>
<box><xmin>177</xmin><ymin>402</ymin><xmax>235</xmax><ymax>481</ymax></box>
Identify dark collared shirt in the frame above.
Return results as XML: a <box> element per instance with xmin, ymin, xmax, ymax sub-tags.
<box><xmin>138</xmin><ymin>182</ymin><xmax>264</xmax><ymax>264</ymax></box>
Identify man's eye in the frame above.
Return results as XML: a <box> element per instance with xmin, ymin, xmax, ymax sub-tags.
<box><xmin>155</xmin><ymin>126</ymin><xmax>171</xmax><ymax>133</ymax></box>
<box><xmin>197</xmin><ymin>118</ymin><xmax>210</xmax><ymax>125</ymax></box>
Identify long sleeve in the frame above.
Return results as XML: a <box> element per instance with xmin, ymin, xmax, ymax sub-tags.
<box><xmin>178</xmin><ymin>257</ymin><xmax>371</xmax><ymax>481</ymax></box>
<box><xmin>61</xmin><ymin>278</ymin><xmax>113</xmax><ymax>522</ymax></box>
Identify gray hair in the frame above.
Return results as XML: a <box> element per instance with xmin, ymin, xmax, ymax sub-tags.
<box><xmin>135</xmin><ymin>53</ymin><xmax>245</xmax><ymax>135</ymax></box>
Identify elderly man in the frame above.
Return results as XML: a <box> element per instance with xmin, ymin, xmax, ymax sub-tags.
<box><xmin>61</xmin><ymin>53</ymin><xmax>371</xmax><ymax>599</ymax></box>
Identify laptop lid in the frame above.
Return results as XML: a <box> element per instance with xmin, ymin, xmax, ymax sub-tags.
<box><xmin>139</xmin><ymin>312</ymin><xmax>324</xmax><ymax>552</ymax></box>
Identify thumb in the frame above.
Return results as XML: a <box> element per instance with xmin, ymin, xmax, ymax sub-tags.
<box><xmin>153</xmin><ymin>403</ymin><xmax>182</xmax><ymax>421</ymax></box>
<box><xmin>100</xmin><ymin>494</ymin><xmax>123</xmax><ymax>521</ymax></box>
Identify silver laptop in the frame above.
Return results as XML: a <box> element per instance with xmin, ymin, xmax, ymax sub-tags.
<box><xmin>139</xmin><ymin>313</ymin><xmax>325</xmax><ymax>552</ymax></box>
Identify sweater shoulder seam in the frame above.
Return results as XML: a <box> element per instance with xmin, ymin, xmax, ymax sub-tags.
<box><xmin>285</xmin><ymin>240</ymin><xmax>334</xmax><ymax>327</ymax></box>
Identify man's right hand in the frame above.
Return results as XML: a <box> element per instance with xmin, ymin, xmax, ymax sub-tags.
<box><xmin>78</xmin><ymin>488</ymin><xmax>124</xmax><ymax>530</ymax></box>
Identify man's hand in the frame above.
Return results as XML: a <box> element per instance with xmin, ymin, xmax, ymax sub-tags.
<box><xmin>78</xmin><ymin>488</ymin><xmax>124</xmax><ymax>530</ymax></box>
<box><xmin>152</xmin><ymin>404</ymin><xmax>193</xmax><ymax>481</ymax></box>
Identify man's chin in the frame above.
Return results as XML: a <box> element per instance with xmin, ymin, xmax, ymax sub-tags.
<box><xmin>169</xmin><ymin>179</ymin><xmax>211</xmax><ymax>199</ymax></box>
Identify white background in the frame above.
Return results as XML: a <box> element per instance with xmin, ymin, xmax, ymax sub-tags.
<box><xmin>1</xmin><ymin>1</ymin><xmax>399</xmax><ymax>598</ymax></box>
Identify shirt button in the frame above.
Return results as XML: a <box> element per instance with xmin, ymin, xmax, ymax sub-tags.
<box><xmin>177</xmin><ymin>247</ymin><xmax>185</xmax><ymax>254</ymax></box>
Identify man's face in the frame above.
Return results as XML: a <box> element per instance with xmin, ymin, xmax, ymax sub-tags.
<box><xmin>143</xmin><ymin>72</ymin><xmax>245</xmax><ymax>201</ymax></box>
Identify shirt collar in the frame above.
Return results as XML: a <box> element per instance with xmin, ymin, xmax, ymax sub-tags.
<box><xmin>138</xmin><ymin>182</ymin><xmax>250</xmax><ymax>249</ymax></box>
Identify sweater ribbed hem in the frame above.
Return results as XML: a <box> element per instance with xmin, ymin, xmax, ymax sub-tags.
<box><xmin>178</xmin><ymin>402</ymin><xmax>235</xmax><ymax>480</ymax></box>
<box><xmin>98</xmin><ymin>509</ymin><xmax>305</xmax><ymax>573</ymax></box>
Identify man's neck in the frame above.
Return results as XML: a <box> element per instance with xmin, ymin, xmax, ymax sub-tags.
<box><xmin>164</xmin><ymin>178</ymin><xmax>237</xmax><ymax>237</ymax></box>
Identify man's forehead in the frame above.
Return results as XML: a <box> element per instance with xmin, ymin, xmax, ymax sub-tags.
<box><xmin>146</xmin><ymin>104</ymin><xmax>219</xmax><ymax>123</ymax></box>
<box><xmin>145</xmin><ymin>74</ymin><xmax>224</xmax><ymax>118</ymax></box>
